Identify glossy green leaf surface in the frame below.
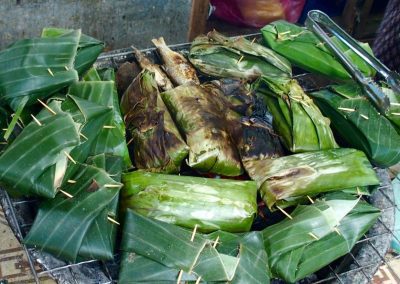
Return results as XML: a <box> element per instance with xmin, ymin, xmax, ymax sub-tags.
<box><xmin>261</xmin><ymin>20</ymin><xmax>375</xmax><ymax>80</ymax></box>
<box><xmin>121</xmin><ymin>171</ymin><xmax>257</xmax><ymax>233</ymax></box>
<box><xmin>0</xmin><ymin>30</ymin><xmax>80</xmax><ymax>111</ymax></box>
<box><xmin>0</xmin><ymin>101</ymin><xmax>80</xmax><ymax>198</ymax></box>
<box><xmin>24</xmin><ymin>161</ymin><xmax>122</xmax><ymax>262</ymax></box>
<box><xmin>311</xmin><ymin>84</ymin><xmax>400</xmax><ymax>167</ymax></box>
<box><xmin>42</xmin><ymin>28</ymin><xmax>104</xmax><ymax>75</ymax></box>
<box><xmin>246</xmin><ymin>148</ymin><xmax>379</xmax><ymax>208</ymax></box>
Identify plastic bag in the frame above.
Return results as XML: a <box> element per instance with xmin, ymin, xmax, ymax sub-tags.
<box><xmin>210</xmin><ymin>0</ymin><xmax>306</xmax><ymax>27</ymax></box>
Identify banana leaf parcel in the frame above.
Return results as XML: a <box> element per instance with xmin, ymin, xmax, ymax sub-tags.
<box><xmin>121</xmin><ymin>171</ymin><xmax>257</xmax><ymax>233</ymax></box>
<box><xmin>263</xmin><ymin>193</ymin><xmax>380</xmax><ymax>283</ymax></box>
<box><xmin>24</xmin><ymin>156</ymin><xmax>122</xmax><ymax>262</ymax></box>
<box><xmin>261</xmin><ymin>20</ymin><xmax>376</xmax><ymax>80</ymax></box>
<box><xmin>69</xmin><ymin>67</ymin><xmax>132</xmax><ymax>168</ymax></box>
<box><xmin>161</xmin><ymin>84</ymin><xmax>243</xmax><ymax>176</ymax></box>
<box><xmin>257</xmin><ymin>76</ymin><xmax>338</xmax><ymax>152</ymax></box>
<box><xmin>120</xmin><ymin>70</ymin><xmax>189</xmax><ymax>173</ymax></box>
<box><xmin>310</xmin><ymin>84</ymin><xmax>400</xmax><ymax>167</ymax></box>
<box><xmin>189</xmin><ymin>30</ymin><xmax>291</xmax><ymax>81</ymax></box>
<box><xmin>0</xmin><ymin>101</ymin><xmax>80</xmax><ymax>198</ymax></box>
<box><xmin>119</xmin><ymin>209</ymin><xmax>270</xmax><ymax>283</ymax></box>
<box><xmin>246</xmin><ymin>148</ymin><xmax>379</xmax><ymax>209</ymax></box>
<box><xmin>0</xmin><ymin>29</ymin><xmax>80</xmax><ymax>112</ymax></box>
<box><xmin>41</xmin><ymin>28</ymin><xmax>104</xmax><ymax>76</ymax></box>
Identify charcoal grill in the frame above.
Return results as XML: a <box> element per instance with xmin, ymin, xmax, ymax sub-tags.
<box><xmin>1</xmin><ymin>37</ymin><xmax>399</xmax><ymax>284</ymax></box>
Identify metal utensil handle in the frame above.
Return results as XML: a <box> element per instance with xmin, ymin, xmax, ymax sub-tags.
<box><xmin>305</xmin><ymin>10</ymin><xmax>390</xmax><ymax>114</ymax></box>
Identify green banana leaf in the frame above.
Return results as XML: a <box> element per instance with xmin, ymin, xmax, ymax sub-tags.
<box><xmin>0</xmin><ymin>101</ymin><xmax>80</xmax><ymax>198</ymax></box>
<box><xmin>257</xmin><ymin>77</ymin><xmax>338</xmax><ymax>152</ymax></box>
<box><xmin>161</xmin><ymin>84</ymin><xmax>243</xmax><ymax>176</ymax></box>
<box><xmin>69</xmin><ymin>68</ymin><xmax>132</xmax><ymax>168</ymax></box>
<box><xmin>264</xmin><ymin>193</ymin><xmax>380</xmax><ymax>282</ymax></box>
<box><xmin>120</xmin><ymin>70</ymin><xmax>188</xmax><ymax>173</ymax></box>
<box><xmin>310</xmin><ymin>84</ymin><xmax>400</xmax><ymax>167</ymax></box>
<box><xmin>24</xmin><ymin>160</ymin><xmax>122</xmax><ymax>262</ymax></box>
<box><xmin>246</xmin><ymin>148</ymin><xmax>379</xmax><ymax>209</ymax></box>
<box><xmin>0</xmin><ymin>29</ymin><xmax>80</xmax><ymax>112</ymax></box>
<box><xmin>121</xmin><ymin>171</ymin><xmax>257</xmax><ymax>233</ymax></box>
<box><xmin>382</xmin><ymin>86</ymin><xmax>400</xmax><ymax>131</ymax></box>
<box><xmin>189</xmin><ymin>32</ymin><xmax>291</xmax><ymax>81</ymax></box>
<box><xmin>261</xmin><ymin>20</ymin><xmax>376</xmax><ymax>80</ymax></box>
<box><xmin>41</xmin><ymin>28</ymin><xmax>104</xmax><ymax>76</ymax></box>
<box><xmin>119</xmin><ymin>209</ymin><xmax>270</xmax><ymax>283</ymax></box>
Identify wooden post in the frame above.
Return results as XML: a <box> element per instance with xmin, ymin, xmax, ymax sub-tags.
<box><xmin>188</xmin><ymin>0</ymin><xmax>210</xmax><ymax>41</ymax></box>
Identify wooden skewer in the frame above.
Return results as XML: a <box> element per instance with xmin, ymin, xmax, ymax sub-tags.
<box><xmin>64</xmin><ymin>66</ymin><xmax>69</xmax><ymax>71</ymax></box>
<box><xmin>107</xmin><ymin>216</ymin><xmax>120</xmax><ymax>225</ymax></box>
<box><xmin>2</xmin><ymin>128</ymin><xmax>8</xmax><ymax>131</ymax></box>
<box><xmin>79</xmin><ymin>132</ymin><xmax>89</xmax><ymax>140</ymax></box>
<box><xmin>176</xmin><ymin>270</ymin><xmax>183</xmax><ymax>284</ymax></box>
<box><xmin>390</xmin><ymin>102</ymin><xmax>400</xmax><ymax>106</ymax></box>
<box><xmin>104</xmin><ymin>184</ymin><xmax>121</xmax><ymax>188</ymax></box>
<box><xmin>237</xmin><ymin>55</ymin><xmax>244</xmax><ymax>64</ymax></box>
<box><xmin>190</xmin><ymin>224</ymin><xmax>198</xmax><ymax>242</ymax></box>
<box><xmin>391</xmin><ymin>112</ymin><xmax>400</xmax><ymax>116</ymax></box>
<box><xmin>307</xmin><ymin>195</ymin><xmax>314</xmax><ymax>204</ymax></box>
<box><xmin>30</xmin><ymin>114</ymin><xmax>42</xmax><ymax>126</ymax></box>
<box><xmin>195</xmin><ymin>276</ymin><xmax>202</xmax><ymax>284</ymax></box>
<box><xmin>37</xmin><ymin>99</ymin><xmax>56</xmax><ymax>115</ymax></box>
<box><xmin>59</xmin><ymin>189</ymin><xmax>73</xmax><ymax>198</ymax></box>
<box><xmin>64</xmin><ymin>151</ymin><xmax>77</xmax><ymax>164</ymax></box>
<box><xmin>127</xmin><ymin>137</ymin><xmax>134</xmax><ymax>146</ymax></box>
<box><xmin>338</xmin><ymin>107</ymin><xmax>355</xmax><ymax>112</ymax></box>
<box><xmin>308</xmin><ymin>232</ymin><xmax>319</xmax><ymax>240</ymax></box>
<box><xmin>334</xmin><ymin>227</ymin><xmax>341</xmax><ymax>235</ymax></box>
<box><xmin>213</xmin><ymin>235</ymin><xmax>220</xmax><ymax>248</ymax></box>
<box><xmin>357</xmin><ymin>187</ymin><xmax>362</xmax><ymax>196</ymax></box>
<box><xmin>360</xmin><ymin>114</ymin><xmax>369</xmax><ymax>120</ymax></box>
<box><xmin>103</xmin><ymin>125</ymin><xmax>116</xmax><ymax>129</ymax></box>
<box><xmin>276</xmin><ymin>205</ymin><xmax>293</xmax><ymax>220</ymax></box>
<box><xmin>47</xmin><ymin>68</ymin><xmax>54</xmax><ymax>77</ymax></box>
<box><xmin>250</xmin><ymin>37</ymin><xmax>256</xmax><ymax>44</ymax></box>
<box><xmin>67</xmin><ymin>179</ymin><xmax>76</xmax><ymax>184</ymax></box>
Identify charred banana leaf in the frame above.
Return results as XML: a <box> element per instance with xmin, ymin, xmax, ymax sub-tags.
<box><xmin>261</xmin><ymin>20</ymin><xmax>375</xmax><ymax>80</ymax></box>
<box><xmin>161</xmin><ymin>84</ymin><xmax>243</xmax><ymax>176</ymax></box>
<box><xmin>258</xmin><ymin>76</ymin><xmax>338</xmax><ymax>152</ymax></box>
<box><xmin>246</xmin><ymin>148</ymin><xmax>379</xmax><ymax>209</ymax></box>
<box><xmin>120</xmin><ymin>70</ymin><xmax>188</xmax><ymax>173</ymax></box>
<box><xmin>119</xmin><ymin>209</ymin><xmax>270</xmax><ymax>283</ymax></box>
<box><xmin>189</xmin><ymin>31</ymin><xmax>291</xmax><ymax>81</ymax></box>
<box><xmin>121</xmin><ymin>171</ymin><xmax>257</xmax><ymax>233</ymax></box>
<box><xmin>311</xmin><ymin>84</ymin><xmax>400</xmax><ymax>167</ymax></box>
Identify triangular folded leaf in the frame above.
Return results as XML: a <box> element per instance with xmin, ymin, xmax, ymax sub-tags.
<box><xmin>0</xmin><ymin>101</ymin><xmax>80</xmax><ymax>198</ymax></box>
<box><xmin>24</xmin><ymin>163</ymin><xmax>121</xmax><ymax>262</ymax></box>
<box><xmin>0</xmin><ymin>30</ymin><xmax>80</xmax><ymax>111</ymax></box>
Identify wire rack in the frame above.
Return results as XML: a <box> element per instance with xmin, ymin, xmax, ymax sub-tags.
<box><xmin>1</xmin><ymin>38</ymin><xmax>400</xmax><ymax>284</ymax></box>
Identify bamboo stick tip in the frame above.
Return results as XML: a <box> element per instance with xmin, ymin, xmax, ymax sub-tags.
<box><xmin>190</xmin><ymin>224</ymin><xmax>198</xmax><ymax>242</ymax></box>
<box><xmin>276</xmin><ymin>205</ymin><xmax>293</xmax><ymax>220</ymax></box>
<box><xmin>176</xmin><ymin>270</ymin><xmax>183</xmax><ymax>284</ymax></box>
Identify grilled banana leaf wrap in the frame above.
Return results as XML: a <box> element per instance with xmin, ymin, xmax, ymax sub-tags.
<box><xmin>311</xmin><ymin>84</ymin><xmax>400</xmax><ymax>167</ymax></box>
<box><xmin>189</xmin><ymin>30</ymin><xmax>291</xmax><ymax>81</ymax></box>
<box><xmin>261</xmin><ymin>20</ymin><xmax>376</xmax><ymax>80</ymax></box>
<box><xmin>121</xmin><ymin>171</ymin><xmax>257</xmax><ymax>233</ymax></box>
<box><xmin>120</xmin><ymin>70</ymin><xmax>189</xmax><ymax>173</ymax></box>
<box><xmin>246</xmin><ymin>148</ymin><xmax>379</xmax><ymax>209</ymax></box>
<box><xmin>257</xmin><ymin>76</ymin><xmax>338</xmax><ymax>153</ymax></box>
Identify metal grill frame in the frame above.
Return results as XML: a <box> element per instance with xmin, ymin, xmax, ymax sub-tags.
<box><xmin>1</xmin><ymin>36</ymin><xmax>400</xmax><ymax>284</ymax></box>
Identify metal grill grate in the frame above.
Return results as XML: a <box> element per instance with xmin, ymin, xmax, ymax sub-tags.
<box><xmin>1</xmin><ymin>39</ymin><xmax>400</xmax><ymax>284</ymax></box>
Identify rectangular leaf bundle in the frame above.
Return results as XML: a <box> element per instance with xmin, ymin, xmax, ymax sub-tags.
<box><xmin>246</xmin><ymin>148</ymin><xmax>379</xmax><ymax>208</ymax></box>
<box><xmin>119</xmin><ymin>209</ymin><xmax>270</xmax><ymax>283</ymax></box>
<box><xmin>161</xmin><ymin>84</ymin><xmax>243</xmax><ymax>176</ymax></box>
<box><xmin>257</xmin><ymin>77</ymin><xmax>338</xmax><ymax>153</ymax></box>
<box><xmin>120</xmin><ymin>70</ymin><xmax>189</xmax><ymax>173</ymax></box>
<box><xmin>189</xmin><ymin>30</ymin><xmax>291</xmax><ymax>81</ymax></box>
<box><xmin>311</xmin><ymin>84</ymin><xmax>400</xmax><ymax>167</ymax></box>
<box><xmin>121</xmin><ymin>171</ymin><xmax>257</xmax><ymax>233</ymax></box>
<box><xmin>261</xmin><ymin>20</ymin><xmax>376</xmax><ymax>80</ymax></box>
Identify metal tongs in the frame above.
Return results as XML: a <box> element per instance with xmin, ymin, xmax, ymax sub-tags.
<box><xmin>305</xmin><ymin>10</ymin><xmax>400</xmax><ymax>114</ymax></box>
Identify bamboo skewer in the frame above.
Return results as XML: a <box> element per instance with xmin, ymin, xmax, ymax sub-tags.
<box><xmin>64</xmin><ymin>151</ymin><xmax>77</xmax><ymax>164</ymax></box>
<box><xmin>307</xmin><ymin>195</ymin><xmax>315</xmax><ymax>204</ymax></box>
<box><xmin>67</xmin><ymin>179</ymin><xmax>76</xmax><ymax>184</ymax></box>
<box><xmin>47</xmin><ymin>68</ymin><xmax>54</xmax><ymax>77</ymax></box>
<box><xmin>190</xmin><ymin>224</ymin><xmax>198</xmax><ymax>242</ymax></box>
<box><xmin>213</xmin><ymin>235</ymin><xmax>220</xmax><ymax>248</ymax></box>
<box><xmin>107</xmin><ymin>216</ymin><xmax>120</xmax><ymax>225</ymax></box>
<box><xmin>176</xmin><ymin>270</ymin><xmax>183</xmax><ymax>284</ymax></box>
<box><xmin>308</xmin><ymin>232</ymin><xmax>319</xmax><ymax>240</ymax></box>
<box><xmin>338</xmin><ymin>107</ymin><xmax>356</xmax><ymax>112</ymax></box>
<box><xmin>276</xmin><ymin>205</ymin><xmax>293</xmax><ymax>220</ymax></box>
<box><xmin>59</xmin><ymin>189</ymin><xmax>73</xmax><ymax>198</ymax></box>
<box><xmin>37</xmin><ymin>99</ymin><xmax>57</xmax><ymax>115</ymax></box>
<box><xmin>30</xmin><ymin>114</ymin><xmax>42</xmax><ymax>126</ymax></box>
